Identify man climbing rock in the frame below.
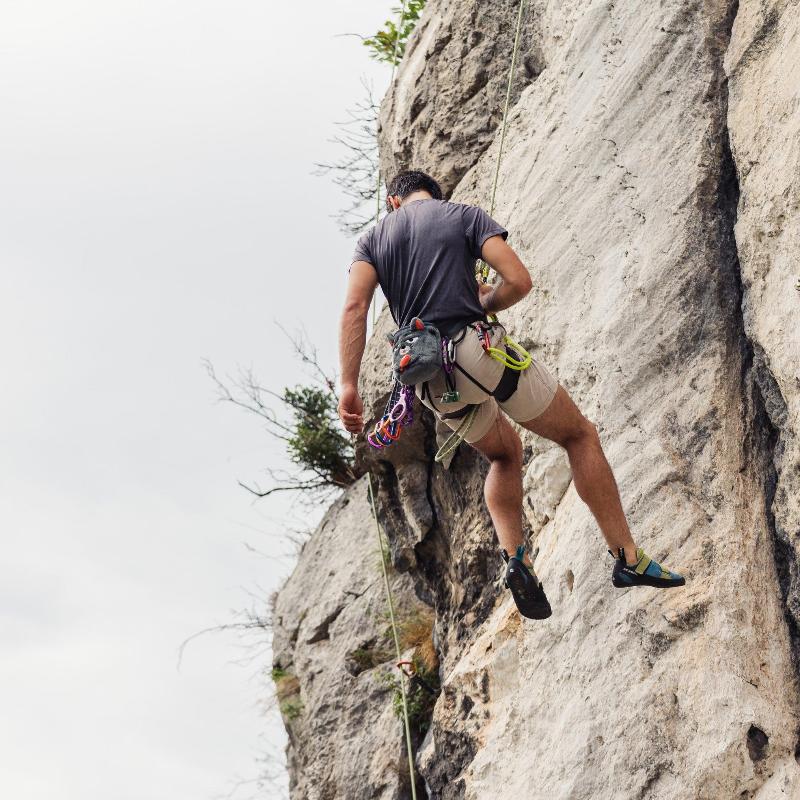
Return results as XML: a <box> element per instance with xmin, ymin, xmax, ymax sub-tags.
<box><xmin>338</xmin><ymin>170</ymin><xmax>685</xmax><ymax>619</ymax></box>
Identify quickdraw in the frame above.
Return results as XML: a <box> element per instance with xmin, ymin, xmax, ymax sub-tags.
<box><xmin>439</xmin><ymin>333</ymin><xmax>460</xmax><ymax>403</ymax></box>
<box><xmin>367</xmin><ymin>382</ymin><xmax>415</xmax><ymax>450</ymax></box>
<box><xmin>472</xmin><ymin>321</ymin><xmax>532</xmax><ymax>371</ymax></box>
<box><xmin>397</xmin><ymin>660</ymin><xmax>437</xmax><ymax>696</ymax></box>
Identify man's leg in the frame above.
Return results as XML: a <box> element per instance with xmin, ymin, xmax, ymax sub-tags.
<box><xmin>471</xmin><ymin>413</ymin><xmax>534</xmax><ymax>567</ymax></box>
<box><xmin>519</xmin><ymin>386</ymin><xmax>639</xmax><ymax>564</ymax></box>
<box><xmin>471</xmin><ymin>410</ymin><xmax>554</xmax><ymax>618</ymax></box>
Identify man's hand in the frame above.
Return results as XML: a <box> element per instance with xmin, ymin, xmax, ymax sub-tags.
<box><xmin>477</xmin><ymin>281</ymin><xmax>495</xmax><ymax>311</ymax></box>
<box><xmin>338</xmin><ymin>260</ymin><xmax>378</xmax><ymax>436</ymax></box>
<box><xmin>479</xmin><ymin>236</ymin><xmax>532</xmax><ymax>312</ymax></box>
<box><xmin>338</xmin><ymin>384</ymin><xmax>364</xmax><ymax>434</ymax></box>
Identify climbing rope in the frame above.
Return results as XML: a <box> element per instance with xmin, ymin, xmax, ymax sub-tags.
<box><xmin>367</xmin><ymin>472</ymin><xmax>418</xmax><ymax>800</ymax></box>
<box><xmin>480</xmin><ymin>0</ymin><xmax>527</xmax><ymax>283</ymax></box>
<box><xmin>434</xmin><ymin>405</ymin><xmax>478</xmax><ymax>463</ymax></box>
<box><xmin>366</xmin><ymin>3</ymin><xmax>418</xmax><ymax>795</ymax></box>
<box><xmin>372</xmin><ymin>0</ymin><xmax>410</xmax><ymax>326</ymax></box>
<box><xmin>363</xmin><ymin>2</ymin><xmax>527</xmax><ymax>790</ymax></box>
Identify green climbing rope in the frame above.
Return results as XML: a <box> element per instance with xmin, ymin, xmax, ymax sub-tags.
<box><xmin>434</xmin><ymin>405</ymin><xmax>478</xmax><ymax>463</ymax></box>
<box><xmin>481</xmin><ymin>0</ymin><xmax>527</xmax><ymax>283</ymax></box>
<box><xmin>364</xmin><ymin>2</ymin><xmax>528</xmax><ymax>793</ymax></box>
<box><xmin>367</xmin><ymin>472</ymin><xmax>418</xmax><ymax>800</ymax></box>
<box><xmin>372</xmin><ymin>0</ymin><xmax>410</xmax><ymax>326</ymax></box>
<box><xmin>367</xmin><ymin>3</ymin><xmax>417</xmax><ymax>793</ymax></box>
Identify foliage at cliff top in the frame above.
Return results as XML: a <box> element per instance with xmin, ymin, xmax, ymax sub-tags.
<box><xmin>364</xmin><ymin>1</ymin><xmax>426</xmax><ymax>64</ymax></box>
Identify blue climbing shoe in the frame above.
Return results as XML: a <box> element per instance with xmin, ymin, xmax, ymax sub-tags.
<box><xmin>611</xmin><ymin>547</ymin><xmax>685</xmax><ymax>589</ymax></box>
<box><xmin>502</xmin><ymin>546</ymin><xmax>552</xmax><ymax>619</ymax></box>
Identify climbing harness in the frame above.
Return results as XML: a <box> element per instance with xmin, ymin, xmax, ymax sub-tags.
<box><xmin>471</xmin><ymin>320</ymin><xmax>532</xmax><ymax>371</ymax></box>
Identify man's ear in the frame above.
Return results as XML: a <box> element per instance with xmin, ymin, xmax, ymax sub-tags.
<box><xmin>387</xmin><ymin>195</ymin><xmax>402</xmax><ymax>211</ymax></box>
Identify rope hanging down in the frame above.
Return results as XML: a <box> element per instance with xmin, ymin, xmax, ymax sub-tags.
<box><xmin>481</xmin><ymin>0</ymin><xmax>527</xmax><ymax>283</ymax></box>
<box><xmin>364</xmin><ymin>0</ymin><xmax>527</xmax><ymax>790</ymax></box>
<box><xmin>367</xmin><ymin>473</ymin><xmax>418</xmax><ymax>800</ymax></box>
<box><xmin>372</xmin><ymin>0</ymin><xmax>410</xmax><ymax>326</ymax></box>
<box><xmin>368</xmin><ymin>7</ymin><xmax>416</xmax><ymax>794</ymax></box>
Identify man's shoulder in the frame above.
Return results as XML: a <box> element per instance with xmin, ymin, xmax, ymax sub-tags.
<box><xmin>412</xmin><ymin>199</ymin><xmax>477</xmax><ymax>222</ymax></box>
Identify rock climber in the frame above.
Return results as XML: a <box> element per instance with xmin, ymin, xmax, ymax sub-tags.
<box><xmin>337</xmin><ymin>169</ymin><xmax>685</xmax><ymax>619</ymax></box>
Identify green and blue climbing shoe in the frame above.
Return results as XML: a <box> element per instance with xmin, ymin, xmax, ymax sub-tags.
<box><xmin>502</xmin><ymin>546</ymin><xmax>552</xmax><ymax>619</ymax></box>
<box><xmin>611</xmin><ymin>547</ymin><xmax>685</xmax><ymax>589</ymax></box>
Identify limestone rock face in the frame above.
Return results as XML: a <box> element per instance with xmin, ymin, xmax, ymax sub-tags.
<box><xmin>726</xmin><ymin>0</ymin><xmax>800</xmax><ymax>670</ymax></box>
<box><xmin>378</xmin><ymin>0</ymin><xmax>545</xmax><ymax>196</ymax></box>
<box><xmin>271</xmin><ymin>479</ymin><xmax>430</xmax><ymax>800</ymax></box>
<box><xmin>274</xmin><ymin>0</ymin><xmax>800</xmax><ymax>797</ymax></box>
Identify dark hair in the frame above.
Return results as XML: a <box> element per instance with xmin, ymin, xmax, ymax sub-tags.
<box><xmin>386</xmin><ymin>170</ymin><xmax>443</xmax><ymax>212</ymax></box>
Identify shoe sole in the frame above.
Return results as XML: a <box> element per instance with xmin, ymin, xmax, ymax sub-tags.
<box><xmin>612</xmin><ymin>574</ymin><xmax>686</xmax><ymax>589</ymax></box>
<box><xmin>506</xmin><ymin>561</ymin><xmax>553</xmax><ymax>619</ymax></box>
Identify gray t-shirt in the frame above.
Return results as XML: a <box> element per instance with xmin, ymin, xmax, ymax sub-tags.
<box><xmin>352</xmin><ymin>198</ymin><xmax>508</xmax><ymax>335</ymax></box>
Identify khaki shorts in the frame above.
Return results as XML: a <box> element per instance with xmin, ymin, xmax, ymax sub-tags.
<box><xmin>415</xmin><ymin>324</ymin><xmax>558</xmax><ymax>443</ymax></box>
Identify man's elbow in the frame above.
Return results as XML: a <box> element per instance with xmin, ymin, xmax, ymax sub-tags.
<box><xmin>342</xmin><ymin>298</ymin><xmax>371</xmax><ymax>319</ymax></box>
<box><xmin>512</xmin><ymin>270</ymin><xmax>533</xmax><ymax>298</ymax></box>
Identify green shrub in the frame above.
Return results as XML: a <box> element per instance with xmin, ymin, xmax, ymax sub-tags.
<box><xmin>273</xmin><ymin>668</ymin><xmax>303</xmax><ymax>721</ymax></box>
<box><xmin>364</xmin><ymin>1</ymin><xmax>426</xmax><ymax>64</ymax></box>
<box><xmin>379</xmin><ymin>655</ymin><xmax>440</xmax><ymax>734</ymax></box>
<box><xmin>284</xmin><ymin>385</ymin><xmax>354</xmax><ymax>488</ymax></box>
<box><xmin>279</xmin><ymin>697</ymin><xmax>304</xmax><ymax>720</ymax></box>
<box><xmin>271</xmin><ymin>666</ymin><xmax>289</xmax><ymax>682</ymax></box>
<box><xmin>349</xmin><ymin>645</ymin><xmax>391</xmax><ymax>672</ymax></box>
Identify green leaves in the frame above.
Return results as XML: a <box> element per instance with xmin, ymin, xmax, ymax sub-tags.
<box><xmin>283</xmin><ymin>385</ymin><xmax>354</xmax><ymax>489</ymax></box>
<box><xmin>364</xmin><ymin>0</ymin><xmax>426</xmax><ymax>64</ymax></box>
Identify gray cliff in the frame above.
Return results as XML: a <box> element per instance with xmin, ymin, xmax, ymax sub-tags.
<box><xmin>272</xmin><ymin>0</ymin><xmax>800</xmax><ymax>797</ymax></box>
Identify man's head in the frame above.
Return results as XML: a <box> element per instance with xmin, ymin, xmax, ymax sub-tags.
<box><xmin>385</xmin><ymin>170</ymin><xmax>443</xmax><ymax>212</ymax></box>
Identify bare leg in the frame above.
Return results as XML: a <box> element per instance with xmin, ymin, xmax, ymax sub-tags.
<box><xmin>471</xmin><ymin>413</ymin><xmax>535</xmax><ymax>568</ymax></box>
<box><xmin>520</xmin><ymin>386</ymin><xmax>638</xmax><ymax>564</ymax></box>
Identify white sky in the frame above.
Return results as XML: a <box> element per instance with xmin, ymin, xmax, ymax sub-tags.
<box><xmin>0</xmin><ymin>2</ymin><xmax>389</xmax><ymax>797</ymax></box>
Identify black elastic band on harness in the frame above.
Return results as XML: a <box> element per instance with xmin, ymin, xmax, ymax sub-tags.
<box><xmin>493</xmin><ymin>349</ymin><xmax>522</xmax><ymax>403</ymax></box>
<box><xmin>440</xmin><ymin>404</ymin><xmax>476</xmax><ymax>421</ymax></box>
<box><xmin>421</xmin><ymin>381</ymin><xmax>439</xmax><ymax>413</ymax></box>
<box><xmin>454</xmin><ymin>345</ymin><xmax>522</xmax><ymax>403</ymax></box>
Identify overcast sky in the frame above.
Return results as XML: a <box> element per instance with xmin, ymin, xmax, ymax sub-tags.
<box><xmin>0</xmin><ymin>2</ymin><xmax>389</xmax><ymax>797</ymax></box>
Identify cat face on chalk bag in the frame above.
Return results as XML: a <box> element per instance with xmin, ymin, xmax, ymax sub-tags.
<box><xmin>388</xmin><ymin>318</ymin><xmax>443</xmax><ymax>385</ymax></box>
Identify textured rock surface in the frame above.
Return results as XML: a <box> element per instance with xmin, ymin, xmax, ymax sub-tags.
<box><xmin>726</xmin><ymin>0</ymin><xmax>800</xmax><ymax>673</ymax></box>
<box><xmin>272</xmin><ymin>479</ymin><xmax>429</xmax><ymax>800</ymax></box>
<box><xmin>274</xmin><ymin>0</ymin><xmax>800</xmax><ymax>797</ymax></box>
<box><xmin>378</xmin><ymin>0</ymin><xmax>545</xmax><ymax>196</ymax></box>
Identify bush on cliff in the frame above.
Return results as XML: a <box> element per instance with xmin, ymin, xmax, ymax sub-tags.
<box><xmin>364</xmin><ymin>1</ymin><xmax>426</xmax><ymax>64</ymax></box>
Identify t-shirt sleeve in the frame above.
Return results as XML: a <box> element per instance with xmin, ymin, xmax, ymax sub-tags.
<box><xmin>351</xmin><ymin>229</ymin><xmax>374</xmax><ymax>266</ymax></box>
<box><xmin>462</xmin><ymin>205</ymin><xmax>508</xmax><ymax>259</ymax></box>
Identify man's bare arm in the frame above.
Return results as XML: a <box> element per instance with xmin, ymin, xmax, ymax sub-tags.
<box><xmin>338</xmin><ymin>260</ymin><xmax>378</xmax><ymax>433</ymax></box>
<box><xmin>478</xmin><ymin>235</ymin><xmax>533</xmax><ymax>313</ymax></box>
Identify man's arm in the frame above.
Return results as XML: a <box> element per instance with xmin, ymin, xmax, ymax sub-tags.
<box><xmin>338</xmin><ymin>260</ymin><xmax>378</xmax><ymax>433</ymax></box>
<box><xmin>477</xmin><ymin>235</ymin><xmax>533</xmax><ymax>314</ymax></box>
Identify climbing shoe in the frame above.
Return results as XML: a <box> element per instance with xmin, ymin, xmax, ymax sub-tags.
<box><xmin>611</xmin><ymin>547</ymin><xmax>686</xmax><ymax>589</ymax></box>
<box><xmin>502</xmin><ymin>545</ymin><xmax>552</xmax><ymax>620</ymax></box>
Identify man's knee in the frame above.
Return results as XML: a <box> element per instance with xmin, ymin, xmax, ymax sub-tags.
<box><xmin>567</xmin><ymin>415</ymin><xmax>600</xmax><ymax>449</ymax></box>
<box><xmin>473</xmin><ymin>415</ymin><xmax>523</xmax><ymax>468</ymax></box>
<box><xmin>503</xmin><ymin>427</ymin><xmax>524</xmax><ymax>469</ymax></box>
